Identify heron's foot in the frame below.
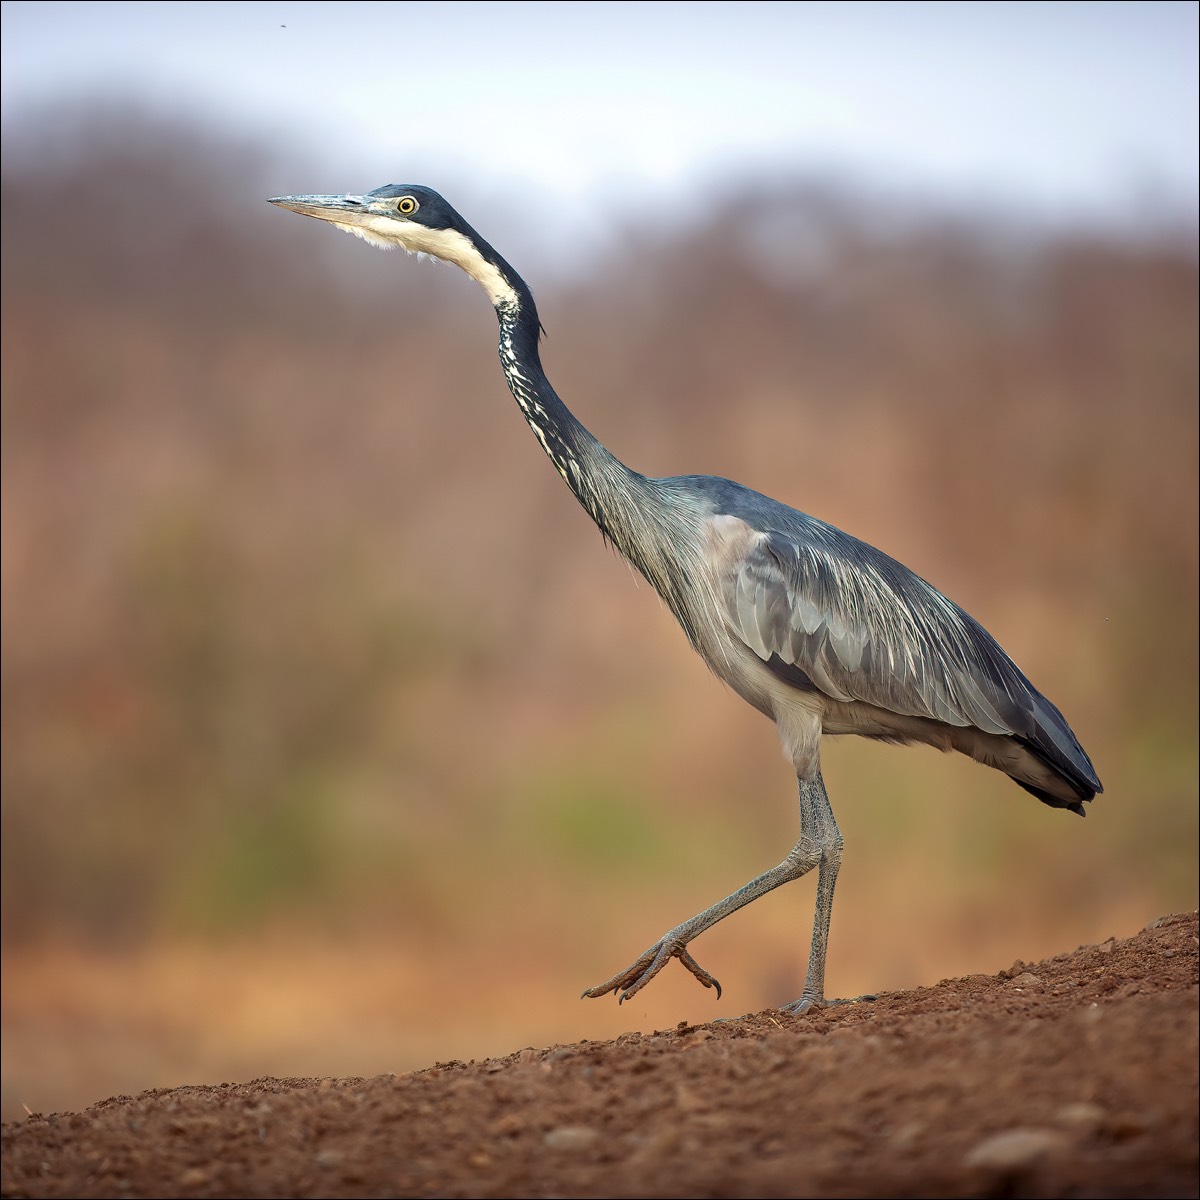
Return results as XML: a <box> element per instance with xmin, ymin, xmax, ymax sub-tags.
<box><xmin>581</xmin><ymin>940</ymin><xmax>722</xmax><ymax>1004</ymax></box>
<box><xmin>779</xmin><ymin>991</ymin><xmax>878</xmax><ymax>1017</ymax></box>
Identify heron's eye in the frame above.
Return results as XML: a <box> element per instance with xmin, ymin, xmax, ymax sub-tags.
<box><xmin>396</xmin><ymin>196</ymin><xmax>419</xmax><ymax>215</ymax></box>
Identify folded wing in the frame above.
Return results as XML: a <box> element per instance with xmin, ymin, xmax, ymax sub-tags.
<box><xmin>721</xmin><ymin>517</ymin><xmax>1101</xmax><ymax>802</ymax></box>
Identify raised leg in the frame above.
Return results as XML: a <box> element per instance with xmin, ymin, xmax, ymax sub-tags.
<box><xmin>582</xmin><ymin>771</ymin><xmax>844</xmax><ymax>1010</ymax></box>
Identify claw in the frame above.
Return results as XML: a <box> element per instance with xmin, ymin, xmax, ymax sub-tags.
<box><xmin>676</xmin><ymin>948</ymin><xmax>722</xmax><ymax>999</ymax></box>
<box><xmin>582</xmin><ymin>941</ymin><xmax>722</xmax><ymax>1004</ymax></box>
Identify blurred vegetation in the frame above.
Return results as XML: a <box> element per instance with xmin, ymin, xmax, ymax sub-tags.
<box><xmin>1</xmin><ymin>106</ymin><xmax>1196</xmax><ymax>987</ymax></box>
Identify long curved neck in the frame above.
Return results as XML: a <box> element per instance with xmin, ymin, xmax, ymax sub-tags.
<box><xmin>482</xmin><ymin>271</ymin><xmax>715</xmax><ymax>656</ymax></box>
<box><xmin>493</xmin><ymin>289</ymin><xmax>649</xmax><ymax>552</ymax></box>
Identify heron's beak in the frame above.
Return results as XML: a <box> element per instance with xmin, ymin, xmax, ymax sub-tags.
<box><xmin>267</xmin><ymin>194</ymin><xmax>371</xmax><ymax>224</ymax></box>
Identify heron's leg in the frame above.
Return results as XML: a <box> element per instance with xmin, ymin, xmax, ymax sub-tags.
<box><xmin>778</xmin><ymin>771</ymin><xmax>843</xmax><ymax>1014</ymax></box>
<box><xmin>581</xmin><ymin>770</ymin><xmax>842</xmax><ymax>1008</ymax></box>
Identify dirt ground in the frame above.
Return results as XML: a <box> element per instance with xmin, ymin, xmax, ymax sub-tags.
<box><xmin>2</xmin><ymin>912</ymin><xmax>1196</xmax><ymax>1200</ymax></box>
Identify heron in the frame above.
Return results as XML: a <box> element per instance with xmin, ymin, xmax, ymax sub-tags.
<box><xmin>268</xmin><ymin>184</ymin><xmax>1102</xmax><ymax>1014</ymax></box>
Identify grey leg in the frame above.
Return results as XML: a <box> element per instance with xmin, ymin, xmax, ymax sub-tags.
<box><xmin>779</xmin><ymin>771</ymin><xmax>843</xmax><ymax>1013</ymax></box>
<box><xmin>582</xmin><ymin>770</ymin><xmax>844</xmax><ymax>1011</ymax></box>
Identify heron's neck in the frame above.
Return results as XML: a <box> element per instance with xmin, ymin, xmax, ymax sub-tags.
<box><xmin>494</xmin><ymin>295</ymin><xmax>647</xmax><ymax>550</ymax></box>
<box><xmin>492</xmin><ymin>289</ymin><xmax>713</xmax><ymax>655</ymax></box>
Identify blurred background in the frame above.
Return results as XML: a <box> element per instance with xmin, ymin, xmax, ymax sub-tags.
<box><xmin>2</xmin><ymin>1</ymin><xmax>1196</xmax><ymax>1120</ymax></box>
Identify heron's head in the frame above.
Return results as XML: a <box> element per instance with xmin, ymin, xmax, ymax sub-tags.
<box><xmin>268</xmin><ymin>184</ymin><xmax>517</xmax><ymax>307</ymax></box>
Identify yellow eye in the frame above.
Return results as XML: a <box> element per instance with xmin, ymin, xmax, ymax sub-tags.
<box><xmin>396</xmin><ymin>196</ymin><xmax>418</xmax><ymax>215</ymax></box>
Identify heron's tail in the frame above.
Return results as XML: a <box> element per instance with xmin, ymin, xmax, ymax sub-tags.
<box><xmin>1009</xmin><ymin>692</ymin><xmax>1103</xmax><ymax>815</ymax></box>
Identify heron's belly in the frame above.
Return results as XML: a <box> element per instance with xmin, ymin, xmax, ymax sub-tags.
<box><xmin>697</xmin><ymin>633</ymin><xmax>829</xmax><ymax>775</ymax></box>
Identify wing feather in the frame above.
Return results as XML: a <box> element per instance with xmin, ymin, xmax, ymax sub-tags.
<box><xmin>721</xmin><ymin>522</ymin><xmax>1037</xmax><ymax>738</ymax></box>
<box><xmin>699</xmin><ymin>498</ymin><xmax>1099</xmax><ymax>803</ymax></box>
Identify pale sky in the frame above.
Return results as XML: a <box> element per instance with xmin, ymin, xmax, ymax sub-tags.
<box><xmin>2</xmin><ymin>1</ymin><xmax>1196</xmax><ymax>237</ymax></box>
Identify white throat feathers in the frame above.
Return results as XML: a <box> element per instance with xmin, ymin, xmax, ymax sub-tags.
<box><xmin>342</xmin><ymin>216</ymin><xmax>518</xmax><ymax>308</ymax></box>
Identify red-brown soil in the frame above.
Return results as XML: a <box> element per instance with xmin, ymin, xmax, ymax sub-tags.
<box><xmin>2</xmin><ymin>912</ymin><xmax>1196</xmax><ymax>1199</ymax></box>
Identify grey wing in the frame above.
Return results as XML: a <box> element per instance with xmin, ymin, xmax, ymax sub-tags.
<box><xmin>723</xmin><ymin>521</ymin><xmax>1086</xmax><ymax>765</ymax></box>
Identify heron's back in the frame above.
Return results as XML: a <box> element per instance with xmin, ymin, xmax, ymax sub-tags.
<box><xmin>649</xmin><ymin>475</ymin><xmax>1102</xmax><ymax>812</ymax></box>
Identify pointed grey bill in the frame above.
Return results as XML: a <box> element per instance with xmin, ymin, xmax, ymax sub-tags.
<box><xmin>267</xmin><ymin>194</ymin><xmax>370</xmax><ymax>221</ymax></box>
